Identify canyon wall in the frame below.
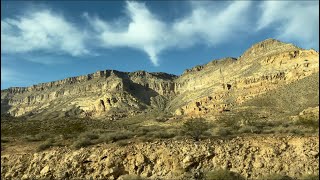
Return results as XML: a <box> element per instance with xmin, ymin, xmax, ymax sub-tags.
<box><xmin>1</xmin><ymin>39</ymin><xmax>319</xmax><ymax>119</ymax></box>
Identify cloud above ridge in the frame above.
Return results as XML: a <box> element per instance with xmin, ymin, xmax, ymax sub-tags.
<box><xmin>85</xmin><ymin>1</ymin><xmax>252</xmax><ymax>66</ymax></box>
<box><xmin>257</xmin><ymin>1</ymin><xmax>319</xmax><ymax>49</ymax></box>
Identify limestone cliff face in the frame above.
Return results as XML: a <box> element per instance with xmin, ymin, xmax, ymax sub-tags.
<box><xmin>169</xmin><ymin>39</ymin><xmax>319</xmax><ymax>117</ymax></box>
<box><xmin>1</xmin><ymin>39</ymin><xmax>319</xmax><ymax>119</ymax></box>
<box><xmin>1</xmin><ymin>136</ymin><xmax>318</xmax><ymax>180</ymax></box>
<box><xmin>1</xmin><ymin>70</ymin><xmax>177</xmax><ymax>119</ymax></box>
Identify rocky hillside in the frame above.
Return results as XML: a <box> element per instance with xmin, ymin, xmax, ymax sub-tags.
<box><xmin>1</xmin><ymin>136</ymin><xmax>318</xmax><ymax>180</ymax></box>
<box><xmin>1</xmin><ymin>38</ymin><xmax>319</xmax><ymax>120</ymax></box>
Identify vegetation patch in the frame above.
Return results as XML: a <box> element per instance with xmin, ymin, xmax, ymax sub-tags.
<box><xmin>181</xmin><ymin>118</ymin><xmax>212</xmax><ymax>141</ymax></box>
<box><xmin>204</xmin><ymin>169</ymin><xmax>245</xmax><ymax>180</ymax></box>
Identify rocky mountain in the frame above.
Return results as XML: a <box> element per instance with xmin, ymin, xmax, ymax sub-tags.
<box><xmin>1</xmin><ymin>38</ymin><xmax>319</xmax><ymax>120</ymax></box>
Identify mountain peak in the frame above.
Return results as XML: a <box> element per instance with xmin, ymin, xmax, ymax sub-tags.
<box><xmin>240</xmin><ymin>38</ymin><xmax>302</xmax><ymax>60</ymax></box>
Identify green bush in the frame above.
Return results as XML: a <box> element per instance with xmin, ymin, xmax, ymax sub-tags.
<box><xmin>205</xmin><ymin>169</ymin><xmax>244</xmax><ymax>180</ymax></box>
<box><xmin>181</xmin><ymin>118</ymin><xmax>212</xmax><ymax>141</ymax></box>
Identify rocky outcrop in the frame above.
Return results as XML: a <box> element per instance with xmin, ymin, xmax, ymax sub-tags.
<box><xmin>1</xmin><ymin>136</ymin><xmax>318</xmax><ymax>180</ymax></box>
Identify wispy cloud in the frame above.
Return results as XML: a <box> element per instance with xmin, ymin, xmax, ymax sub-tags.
<box><xmin>1</xmin><ymin>10</ymin><xmax>89</xmax><ymax>56</ymax></box>
<box><xmin>1</xmin><ymin>1</ymin><xmax>318</xmax><ymax>67</ymax></box>
<box><xmin>257</xmin><ymin>1</ymin><xmax>319</xmax><ymax>49</ymax></box>
<box><xmin>85</xmin><ymin>1</ymin><xmax>252</xmax><ymax>66</ymax></box>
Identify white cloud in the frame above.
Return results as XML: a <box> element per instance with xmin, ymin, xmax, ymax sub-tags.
<box><xmin>173</xmin><ymin>1</ymin><xmax>252</xmax><ymax>47</ymax></box>
<box><xmin>86</xmin><ymin>1</ymin><xmax>252</xmax><ymax>66</ymax></box>
<box><xmin>85</xmin><ymin>1</ymin><xmax>168</xmax><ymax>66</ymax></box>
<box><xmin>1</xmin><ymin>10</ymin><xmax>89</xmax><ymax>56</ymax></box>
<box><xmin>257</xmin><ymin>1</ymin><xmax>319</xmax><ymax>49</ymax></box>
<box><xmin>3</xmin><ymin>1</ymin><xmax>317</xmax><ymax>67</ymax></box>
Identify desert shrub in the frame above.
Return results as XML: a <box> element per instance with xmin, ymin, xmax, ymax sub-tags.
<box><xmin>238</xmin><ymin>125</ymin><xmax>261</xmax><ymax>134</ymax></box>
<box><xmin>56</xmin><ymin>121</ymin><xmax>87</xmax><ymax>135</ymax></box>
<box><xmin>262</xmin><ymin>128</ymin><xmax>276</xmax><ymax>134</ymax></box>
<box><xmin>288</xmin><ymin>127</ymin><xmax>305</xmax><ymax>135</ymax></box>
<box><xmin>273</xmin><ymin>126</ymin><xmax>290</xmax><ymax>134</ymax></box>
<box><xmin>205</xmin><ymin>169</ymin><xmax>244</xmax><ymax>180</ymax></box>
<box><xmin>261</xmin><ymin>174</ymin><xmax>293</xmax><ymax>180</ymax></box>
<box><xmin>150</xmin><ymin>131</ymin><xmax>175</xmax><ymax>139</ymax></box>
<box><xmin>25</xmin><ymin>135</ymin><xmax>40</xmax><ymax>142</ymax></box>
<box><xmin>1</xmin><ymin>138</ymin><xmax>10</xmax><ymax>143</ymax></box>
<box><xmin>134</xmin><ymin>127</ymin><xmax>151</xmax><ymax>136</ymax></box>
<box><xmin>301</xmin><ymin>174</ymin><xmax>319</xmax><ymax>180</ymax></box>
<box><xmin>72</xmin><ymin>138</ymin><xmax>92</xmax><ymax>149</ymax></box>
<box><xmin>139</xmin><ymin>136</ymin><xmax>153</xmax><ymax>142</ymax></box>
<box><xmin>217</xmin><ymin>111</ymin><xmax>260</xmax><ymax>128</ymax></box>
<box><xmin>181</xmin><ymin>118</ymin><xmax>212</xmax><ymax>141</ymax></box>
<box><xmin>212</xmin><ymin>127</ymin><xmax>233</xmax><ymax>137</ymax></box>
<box><xmin>61</xmin><ymin>133</ymin><xmax>77</xmax><ymax>140</ymax></box>
<box><xmin>216</xmin><ymin>115</ymin><xmax>239</xmax><ymax>128</ymax></box>
<box><xmin>25</xmin><ymin>132</ymin><xmax>51</xmax><ymax>142</ymax></box>
<box><xmin>100</xmin><ymin>131</ymin><xmax>134</xmax><ymax>143</ymax></box>
<box><xmin>154</xmin><ymin>116</ymin><xmax>169</xmax><ymax>122</ymax></box>
<box><xmin>295</xmin><ymin>115</ymin><xmax>319</xmax><ymax>130</ymax></box>
<box><xmin>37</xmin><ymin>138</ymin><xmax>55</xmax><ymax>151</ymax></box>
<box><xmin>116</xmin><ymin>139</ymin><xmax>130</xmax><ymax>147</ymax></box>
<box><xmin>173</xmin><ymin>135</ymin><xmax>185</xmax><ymax>141</ymax></box>
<box><xmin>121</xmin><ymin>174</ymin><xmax>148</xmax><ymax>180</ymax></box>
<box><xmin>82</xmin><ymin>132</ymin><xmax>99</xmax><ymax>140</ymax></box>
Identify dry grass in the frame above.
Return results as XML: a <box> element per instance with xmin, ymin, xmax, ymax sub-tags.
<box><xmin>1</xmin><ymin>110</ymin><xmax>318</xmax><ymax>151</ymax></box>
<box><xmin>205</xmin><ymin>169</ymin><xmax>244</xmax><ymax>180</ymax></box>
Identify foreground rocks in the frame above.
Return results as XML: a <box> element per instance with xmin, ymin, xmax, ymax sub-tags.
<box><xmin>1</xmin><ymin>136</ymin><xmax>318</xmax><ymax>179</ymax></box>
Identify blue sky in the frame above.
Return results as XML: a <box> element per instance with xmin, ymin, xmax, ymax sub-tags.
<box><xmin>1</xmin><ymin>1</ymin><xmax>319</xmax><ymax>89</ymax></box>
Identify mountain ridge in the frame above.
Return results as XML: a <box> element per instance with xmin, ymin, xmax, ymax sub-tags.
<box><xmin>2</xmin><ymin>38</ymin><xmax>297</xmax><ymax>91</ymax></box>
<box><xmin>1</xmin><ymin>38</ymin><xmax>319</xmax><ymax>120</ymax></box>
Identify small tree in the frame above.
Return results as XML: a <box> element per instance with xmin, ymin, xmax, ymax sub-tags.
<box><xmin>182</xmin><ymin>118</ymin><xmax>211</xmax><ymax>141</ymax></box>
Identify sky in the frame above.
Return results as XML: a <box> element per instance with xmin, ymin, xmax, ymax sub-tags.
<box><xmin>1</xmin><ymin>0</ymin><xmax>319</xmax><ymax>89</ymax></box>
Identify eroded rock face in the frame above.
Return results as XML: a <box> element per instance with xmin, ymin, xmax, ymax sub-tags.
<box><xmin>1</xmin><ymin>70</ymin><xmax>177</xmax><ymax>118</ymax></box>
<box><xmin>1</xmin><ymin>136</ymin><xmax>318</xmax><ymax>180</ymax></box>
<box><xmin>1</xmin><ymin>39</ymin><xmax>319</xmax><ymax>119</ymax></box>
